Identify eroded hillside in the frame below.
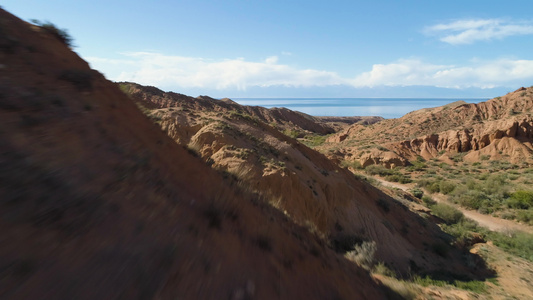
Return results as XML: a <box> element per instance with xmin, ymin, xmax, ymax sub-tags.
<box><xmin>120</xmin><ymin>83</ymin><xmax>493</xmax><ymax>280</ymax></box>
<box><xmin>0</xmin><ymin>9</ymin><xmax>396</xmax><ymax>299</ymax></box>
<box><xmin>322</xmin><ymin>89</ymin><xmax>533</xmax><ymax>168</ymax></box>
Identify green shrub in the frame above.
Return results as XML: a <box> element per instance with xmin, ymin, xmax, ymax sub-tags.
<box><xmin>421</xmin><ymin>195</ymin><xmax>436</xmax><ymax>206</ymax></box>
<box><xmin>427</xmin><ymin>182</ymin><xmax>441</xmax><ymax>193</ymax></box>
<box><xmin>301</xmin><ymin>134</ymin><xmax>327</xmax><ymax>147</ymax></box>
<box><xmin>516</xmin><ymin>210</ymin><xmax>533</xmax><ymax>225</ymax></box>
<box><xmin>487</xmin><ymin>231</ymin><xmax>533</xmax><ymax>262</ymax></box>
<box><xmin>431</xmin><ymin>203</ymin><xmax>464</xmax><ymax>225</ymax></box>
<box><xmin>341</xmin><ymin>160</ymin><xmax>362</xmax><ymax>170</ymax></box>
<box><xmin>282</xmin><ymin>129</ymin><xmax>300</xmax><ymax>138</ymax></box>
<box><xmin>439</xmin><ymin>181</ymin><xmax>455</xmax><ymax>194</ymax></box>
<box><xmin>454</xmin><ymin>190</ymin><xmax>488</xmax><ymax>210</ymax></box>
<box><xmin>411</xmin><ymin>188</ymin><xmax>424</xmax><ymax>199</ymax></box>
<box><xmin>507</xmin><ymin>190</ymin><xmax>533</xmax><ymax>209</ymax></box>
<box><xmin>365</xmin><ymin>164</ymin><xmax>393</xmax><ymax>176</ymax></box>
<box><xmin>385</xmin><ymin>174</ymin><xmax>412</xmax><ymax>183</ymax></box>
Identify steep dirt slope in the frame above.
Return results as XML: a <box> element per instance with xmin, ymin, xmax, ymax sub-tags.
<box><xmin>121</xmin><ymin>84</ymin><xmax>494</xmax><ymax>280</ymax></box>
<box><xmin>0</xmin><ymin>9</ymin><xmax>395</xmax><ymax>299</ymax></box>
<box><xmin>323</xmin><ymin>89</ymin><xmax>533</xmax><ymax>167</ymax></box>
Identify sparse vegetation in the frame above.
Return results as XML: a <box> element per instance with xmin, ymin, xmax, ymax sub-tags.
<box><xmin>412</xmin><ymin>275</ymin><xmax>487</xmax><ymax>293</ymax></box>
<box><xmin>30</xmin><ymin>19</ymin><xmax>74</xmax><ymax>47</ymax></box>
<box><xmin>300</xmin><ymin>133</ymin><xmax>327</xmax><ymax>147</ymax></box>
<box><xmin>344</xmin><ymin>241</ymin><xmax>376</xmax><ymax>270</ymax></box>
<box><xmin>431</xmin><ymin>203</ymin><xmax>463</xmax><ymax>225</ymax></box>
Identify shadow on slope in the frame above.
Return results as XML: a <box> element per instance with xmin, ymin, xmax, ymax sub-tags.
<box><xmin>0</xmin><ymin>8</ymin><xmax>398</xmax><ymax>299</ymax></box>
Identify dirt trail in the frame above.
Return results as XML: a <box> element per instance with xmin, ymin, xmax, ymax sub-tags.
<box><xmin>373</xmin><ymin>177</ymin><xmax>533</xmax><ymax>234</ymax></box>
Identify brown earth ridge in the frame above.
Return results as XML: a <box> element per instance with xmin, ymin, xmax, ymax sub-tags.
<box><xmin>323</xmin><ymin>89</ymin><xmax>533</xmax><ymax>168</ymax></box>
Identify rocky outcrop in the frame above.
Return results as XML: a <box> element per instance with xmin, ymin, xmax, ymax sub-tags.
<box><xmin>390</xmin><ymin>116</ymin><xmax>533</xmax><ymax>163</ymax></box>
<box><xmin>359</xmin><ymin>149</ymin><xmax>410</xmax><ymax>168</ymax></box>
<box><xmin>323</xmin><ymin>87</ymin><xmax>533</xmax><ymax>166</ymax></box>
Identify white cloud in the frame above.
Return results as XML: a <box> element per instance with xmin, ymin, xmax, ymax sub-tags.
<box><xmin>426</xmin><ymin>18</ymin><xmax>533</xmax><ymax>45</ymax></box>
<box><xmin>87</xmin><ymin>52</ymin><xmax>346</xmax><ymax>90</ymax></box>
<box><xmin>86</xmin><ymin>52</ymin><xmax>533</xmax><ymax>91</ymax></box>
<box><xmin>353</xmin><ymin>58</ymin><xmax>533</xmax><ymax>89</ymax></box>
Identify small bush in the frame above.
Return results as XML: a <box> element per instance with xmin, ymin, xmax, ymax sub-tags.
<box><xmin>341</xmin><ymin>160</ymin><xmax>362</xmax><ymax>170</ymax></box>
<box><xmin>439</xmin><ymin>181</ymin><xmax>455</xmax><ymax>194</ymax></box>
<box><xmin>454</xmin><ymin>190</ymin><xmax>488</xmax><ymax>210</ymax></box>
<box><xmin>373</xmin><ymin>262</ymin><xmax>397</xmax><ymax>277</ymax></box>
<box><xmin>507</xmin><ymin>190</ymin><xmax>533</xmax><ymax>209</ymax></box>
<box><xmin>302</xmin><ymin>134</ymin><xmax>327</xmax><ymax>147</ymax></box>
<box><xmin>421</xmin><ymin>195</ymin><xmax>436</xmax><ymax>206</ymax></box>
<box><xmin>413</xmin><ymin>276</ymin><xmax>486</xmax><ymax>293</ymax></box>
<box><xmin>411</xmin><ymin>188</ymin><xmax>424</xmax><ymax>199</ymax></box>
<box><xmin>431</xmin><ymin>203</ymin><xmax>464</xmax><ymax>225</ymax></box>
<box><xmin>283</xmin><ymin>129</ymin><xmax>301</xmax><ymax>139</ymax></box>
<box><xmin>344</xmin><ymin>241</ymin><xmax>377</xmax><ymax>270</ymax></box>
<box><xmin>516</xmin><ymin>210</ymin><xmax>533</xmax><ymax>225</ymax></box>
<box><xmin>30</xmin><ymin>19</ymin><xmax>74</xmax><ymax>47</ymax></box>
<box><xmin>385</xmin><ymin>174</ymin><xmax>412</xmax><ymax>183</ymax></box>
<box><xmin>486</xmin><ymin>231</ymin><xmax>533</xmax><ymax>262</ymax></box>
<box><xmin>365</xmin><ymin>164</ymin><xmax>393</xmax><ymax>176</ymax></box>
<box><xmin>427</xmin><ymin>182</ymin><xmax>441</xmax><ymax>193</ymax></box>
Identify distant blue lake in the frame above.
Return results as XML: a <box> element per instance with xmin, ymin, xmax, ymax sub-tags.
<box><xmin>231</xmin><ymin>98</ymin><xmax>487</xmax><ymax>119</ymax></box>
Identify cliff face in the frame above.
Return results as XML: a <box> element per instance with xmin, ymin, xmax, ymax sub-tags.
<box><xmin>0</xmin><ymin>9</ymin><xmax>394</xmax><ymax>299</ymax></box>
<box><xmin>324</xmin><ymin>88</ymin><xmax>533</xmax><ymax>167</ymax></box>
<box><xmin>122</xmin><ymin>83</ymin><xmax>492</xmax><ymax>278</ymax></box>
<box><xmin>390</xmin><ymin>115</ymin><xmax>533</xmax><ymax>162</ymax></box>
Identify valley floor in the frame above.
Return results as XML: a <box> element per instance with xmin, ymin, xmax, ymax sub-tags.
<box><xmin>366</xmin><ymin>174</ymin><xmax>533</xmax><ymax>299</ymax></box>
<box><xmin>372</xmin><ymin>176</ymin><xmax>533</xmax><ymax>234</ymax></box>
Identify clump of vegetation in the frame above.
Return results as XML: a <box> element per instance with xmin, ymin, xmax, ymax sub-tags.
<box><xmin>365</xmin><ymin>165</ymin><xmax>411</xmax><ymax>183</ymax></box>
<box><xmin>340</xmin><ymin>160</ymin><xmax>362</xmax><ymax>170</ymax></box>
<box><xmin>410</xmin><ymin>188</ymin><xmax>424</xmax><ymax>199</ymax></box>
<box><xmin>344</xmin><ymin>241</ymin><xmax>376</xmax><ymax>270</ymax></box>
<box><xmin>30</xmin><ymin>19</ymin><xmax>74</xmax><ymax>47</ymax></box>
<box><xmin>301</xmin><ymin>134</ymin><xmax>327</xmax><ymax>147</ymax></box>
<box><xmin>412</xmin><ymin>276</ymin><xmax>487</xmax><ymax>293</ymax></box>
<box><xmin>433</xmin><ymin>204</ymin><xmax>533</xmax><ymax>262</ymax></box>
<box><xmin>506</xmin><ymin>190</ymin><xmax>533</xmax><ymax>209</ymax></box>
<box><xmin>431</xmin><ymin>203</ymin><xmax>464</xmax><ymax>225</ymax></box>
<box><xmin>282</xmin><ymin>129</ymin><xmax>301</xmax><ymax>139</ymax></box>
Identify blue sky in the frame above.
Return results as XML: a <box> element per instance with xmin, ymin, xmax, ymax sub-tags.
<box><xmin>3</xmin><ymin>0</ymin><xmax>533</xmax><ymax>97</ymax></box>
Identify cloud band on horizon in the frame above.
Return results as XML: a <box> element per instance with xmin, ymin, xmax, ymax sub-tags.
<box><xmin>86</xmin><ymin>52</ymin><xmax>533</xmax><ymax>91</ymax></box>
